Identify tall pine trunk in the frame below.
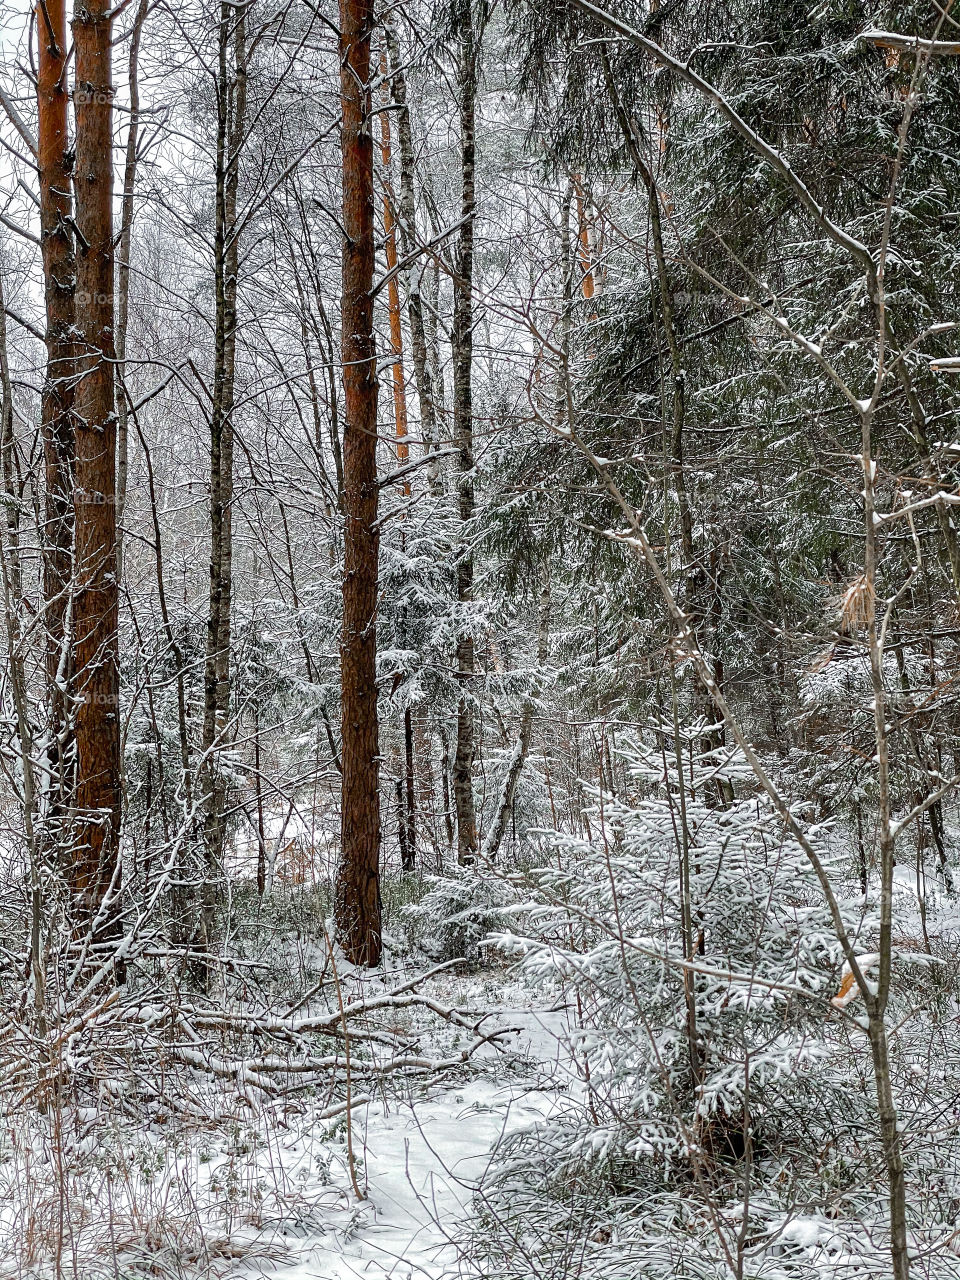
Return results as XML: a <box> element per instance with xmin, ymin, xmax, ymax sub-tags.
<box><xmin>335</xmin><ymin>0</ymin><xmax>382</xmax><ymax>966</ymax></box>
<box><xmin>452</xmin><ymin>0</ymin><xmax>478</xmax><ymax>865</ymax></box>
<box><xmin>36</xmin><ymin>0</ymin><xmax>76</xmax><ymax>832</ymax></box>
<box><xmin>71</xmin><ymin>0</ymin><xmax>120</xmax><ymax>917</ymax></box>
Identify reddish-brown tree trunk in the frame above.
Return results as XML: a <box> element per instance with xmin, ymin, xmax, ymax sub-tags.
<box><xmin>71</xmin><ymin>0</ymin><xmax>120</xmax><ymax>915</ymax></box>
<box><xmin>573</xmin><ymin>179</ymin><xmax>596</xmax><ymax>301</ymax></box>
<box><xmin>36</xmin><ymin>0</ymin><xmax>76</xmax><ymax>824</ymax></box>
<box><xmin>335</xmin><ymin>0</ymin><xmax>382</xmax><ymax>965</ymax></box>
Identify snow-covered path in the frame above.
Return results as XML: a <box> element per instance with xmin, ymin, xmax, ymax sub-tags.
<box><xmin>274</xmin><ymin>1010</ymin><xmax>570</xmax><ymax>1280</ymax></box>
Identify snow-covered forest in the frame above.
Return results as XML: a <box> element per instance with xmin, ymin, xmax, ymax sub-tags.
<box><xmin>0</xmin><ymin>0</ymin><xmax>959</xmax><ymax>1274</ymax></box>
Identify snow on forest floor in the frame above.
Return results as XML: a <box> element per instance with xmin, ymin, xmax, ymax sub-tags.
<box><xmin>0</xmin><ymin>965</ymin><xmax>576</xmax><ymax>1280</ymax></box>
<box><xmin>237</xmin><ymin>990</ymin><xmax>573</xmax><ymax>1280</ymax></box>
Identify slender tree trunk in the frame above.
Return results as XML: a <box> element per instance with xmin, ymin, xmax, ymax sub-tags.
<box><xmin>601</xmin><ymin>46</ymin><xmax>731</xmax><ymax>802</ymax></box>
<box><xmin>479</xmin><ymin>570</ymin><xmax>549</xmax><ymax>863</ymax></box>
<box><xmin>284</xmin><ymin>216</ymin><xmax>342</xmax><ymax>509</ymax></box>
<box><xmin>198</xmin><ymin>3</ymin><xmax>247</xmax><ymax>966</ymax></box>
<box><xmin>0</xmin><ymin>269</ymin><xmax>45</xmax><ymax>1026</ymax></box>
<box><xmin>403</xmin><ymin>707</ymin><xmax>416</xmax><ymax>872</ymax></box>
<box><xmin>115</xmin><ymin>0</ymin><xmax>149</xmax><ymax>584</ymax></box>
<box><xmin>861</xmin><ymin>422</ymin><xmax>911</xmax><ymax>1280</ymax></box>
<box><xmin>335</xmin><ymin>0</ymin><xmax>382</xmax><ymax>967</ymax></box>
<box><xmin>383</xmin><ymin>21</ymin><xmax>441</xmax><ymax>493</ymax></box>
<box><xmin>379</xmin><ymin>59</ymin><xmax>417</xmax><ymax>869</ymax></box>
<box><xmin>573</xmin><ymin>179</ymin><xmax>596</xmax><ymax>301</ymax></box>
<box><xmin>36</xmin><ymin>0</ymin><xmax>76</xmax><ymax>832</ymax></box>
<box><xmin>866</xmin><ymin>1017</ymin><xmax>910</xmax><ymax>1280</ymax></box>
<box><xmin>254</xmin><ymin>706</ymin><xmax>267</xmax><ymax>896</ymax></box>
<box><xmin>0</xmin><ymin>276</ymin><xmax>22</xmax><ymax>609</ymax></box>
<box><xmin>133</xmin><ymin>405</ymin><xmax>193</xmax><ymax>836</ymax></box>
<box><xmin>599</xmin><ymin>46</ymin><xmax>693</xmax><ymax>573</ymax></box>
<box><xmin>378</xmin><ymin>55</ymin><xmax>410</xmax><ymax>493</ymax></box>
<box><xmin>71</xmin><ymin>0</ymin><xmax>121</xmax><ymax>921</ymax></box>
<box><xmin>452</xmin><ymin>0</ymin><xmax>479</xmax><ymax>865</ymax></box>
<box><xmin>421</xmin><ymin>201</ymin><xmax>445</xmax><ymax>422</ymax></box>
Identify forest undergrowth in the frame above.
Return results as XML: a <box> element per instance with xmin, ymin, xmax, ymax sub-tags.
<box><xmin>2</xmin><ymin>734</ymin><xmax>958</xmax><ymax>1280</ymax></box>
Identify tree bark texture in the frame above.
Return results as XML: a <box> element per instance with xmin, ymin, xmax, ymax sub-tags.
<box><xmin>36</xmin><ymin>0</ymin><xmax>76</xmax><ymax>828</ymax></box>
<box><xmin>379</xmin><ymin>59</ymin><xmax>417</xmax><ymax>869</ymax></box>
<box><xmin>383</xmin><ymin>21</ymin><xmax>441</xmax><ymax>492</ymax></box>
<box><xmin>452</xmin><ymin>0</ymin><xmax>478</xmax><ymax>865</ymax></box>
<box><xmin>335</xmin><ymin>0</ymin><xmax>382</xmax><ymax>967</ymax></box>
<box><xmin>197</xmin><ymin>1</ymin><xmax>247</xmax><ymax>964</ymax></box>
<box><xmin>71</xmin><ymin>0</ymin><xmax>121</xmax><ymax>916</ymax></box>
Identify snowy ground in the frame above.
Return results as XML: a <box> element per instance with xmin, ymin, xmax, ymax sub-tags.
<box><xmin>0</xmin><ymin>969</ymin><xmax>573</xmax><ymax>1280</ymax></box>
<box><xmin>259</xmin><ymin>1005</ymin><xmax>571</xmax><ymax>1280</ymax></box>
